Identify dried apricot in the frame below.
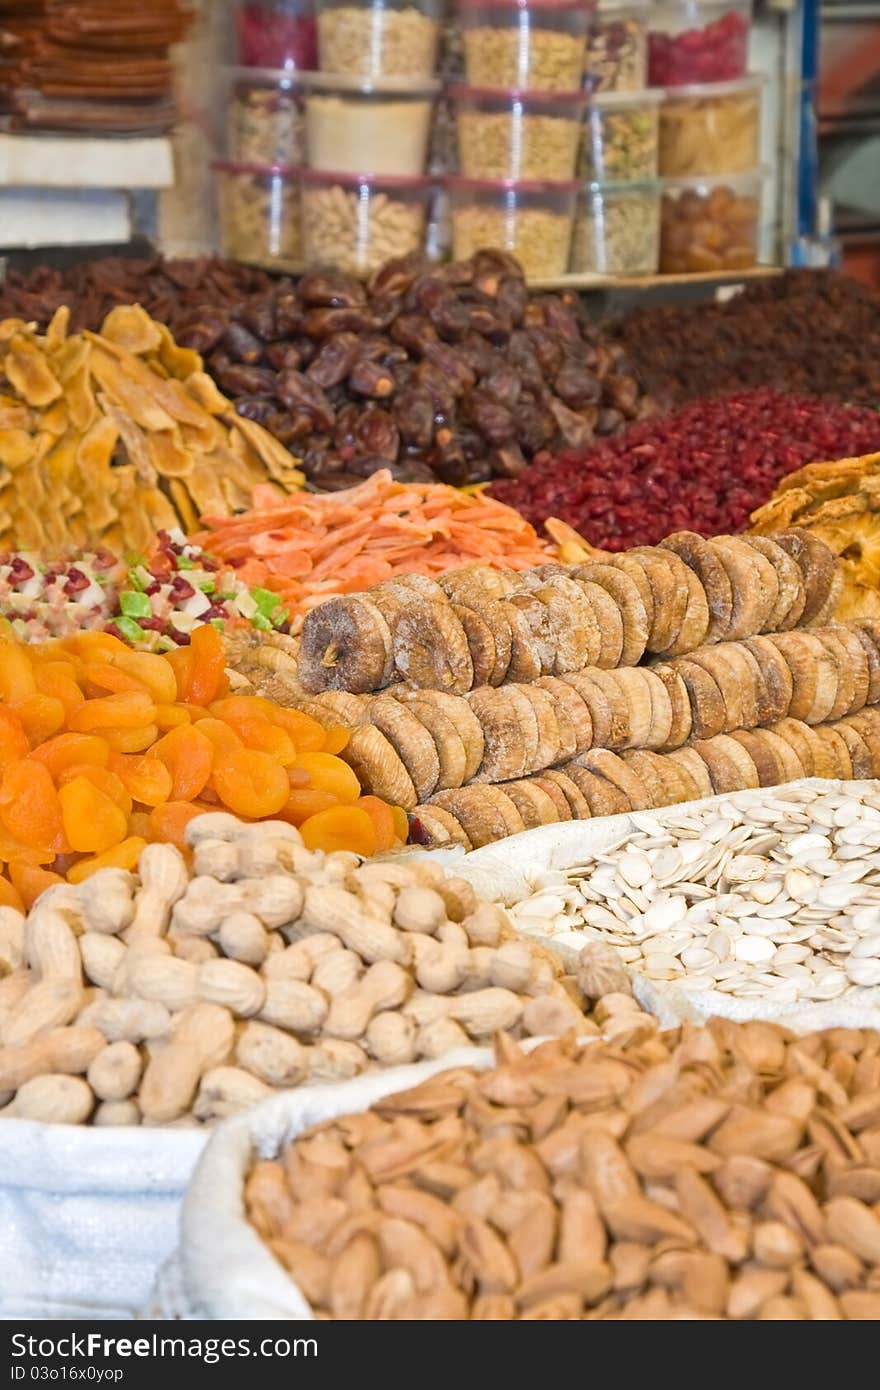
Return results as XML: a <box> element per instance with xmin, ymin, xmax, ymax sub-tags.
<box><xmin>270</xmin><ymin>706</ymin><xmax>327</xmax><ymax>753</ymax></box>
<box><xmin>300</xmin><ymin>806</ymin><xmax>377</xmax><ymax>857</ymax></box>
<box><xmin>34</xmin><ymin>662</ymin><xmax>85</xmax><ymax>714</ymax></box>
<box><xmin>9</xmin><ymin>860</ymin><xmax>64</xmax><ymax>909</ymax></box>
<box><xmin>148</xmin><ymin>724</ymin><xmax>213</xmax><ymax>800</ymax></box>
<box><xmin>107</xmin><ymin>753</ymin><xmax>172</xmax><ymax>808</ymax></box>
<box><xmin>0</xmin><ymin>640</ymin><xmax>36</xmax><ymax>702</ymax></box>
<box><xmin>67</xmin><ymin>836</ymin><xmax>148</xmax><ymax>884</ymax></box>
<box><xmin>0</xmin><ymin>875</ymin><xmax>24</xmax><ymax>911</ymax></box>
<box><xmin>81</xmin><ymin>663</ymin><xmax>151</xmax><ymax>698</ymax></box>
<box><xmin>128</xmin><ymin>811</ymin><xmax>154</xmax><ymax>841</ymax></box>
<box><xmin>212</xmin><ymin>749</ymin><xmax>290</xmax><ymax>819</ymax></box>
<box><xmin>391</xmin><ymin>805</ymin><xmax>409</xmax><ymax>843</ymax></box>
<box><xmin>57</xmin><ymin>765</ymin><xmax>132</xmax><ymax>815</ymax></box>
<box><xmin>221</xmin><ymin>715</ymin><xmax>296</xmax><ymax>765</ymax></box>
<box><xmin>0</xmin><ymin>760</ymin><xmax>65</xmax><ymax>853</ymax></box>
<box><xmin>93</xmin><ymin>724</ymin><xmax>160</xmax><ymax>754</ymax></box>
<box><xmin>188</xmin><ymin>624</ymin><xmax>227</xmax><ymax>706</ymax></box>
<box><xmin>69</xmin><ymin>691</ymin><xmax>156</xmax><ymax>732</ymax></box>
<box><xmin>356</xmin><ymin>795</ymin><xmax>397</xmax><ymax>853</ymax></box>
<box><xmin>292</xmin><ymin>751</ymin><xmax>360</xmax><ymax>804</ymax></box>
<box><xmin>149</xmin><ymin>800</ymin><xmax>204</xmax><ymax>852</ymax></box>
<box><xmin>31</xmin><ymin>733</ymin><xmax>110</xmax><ymax>779</ymax></box>
<box><xmin>12</xmin><ymin>694</ymin><xmax>65</xmax><ymax>743</ymax></box>
<box><xmin>321</xmin><ymin>726</ymin><xmax>351</xmax><ymax>756</ymax></box>
<box><xmin>279</xmin><ymin>788</ymin><xmax>338</xmax><ymax>826</ymax></box>
<box><xmin>59</xmin><ymin>776</ymin><xmax>128</xmax><ymax>854</ymax></box>
<box><xmin>0</xmin><ymin>707</ymin><xmax>30</xmax><ymax>765</ymax></box>
<box><xmin>195</xmin><ymin>718</ymin><xmax>243</xmax><ymax>757</ymax></box>
<box><xmin>165</xmin><ymin>646</ymin><xmax>195</xmax><ymax>702</ymax></box>
<box><xmin>108</xmin><ymin>650</ymin><xmax>178</xmax><ymax>705</ymax></box>
<box><xmin>154</xmin><ymin>704</ymin><xmax>192</xmax><ymax>730</ymax></box>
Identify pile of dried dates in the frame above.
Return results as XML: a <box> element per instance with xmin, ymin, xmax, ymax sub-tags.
<box><xmin>176</xmin><ymin>251</ymin><xmax>653</xmax><ymax>489</ymax></box>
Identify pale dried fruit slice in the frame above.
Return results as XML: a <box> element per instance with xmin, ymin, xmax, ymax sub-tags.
<box><xmin>503</xmin><ymin>779</ymin><xmax>561</xmax><ymax>829</ymax></box>
<box><xmin>578</xmin><ymin>582</ymin><xmax>624</xmax><ymax>668</ymax></box>
<box><xmin>707</xmin><ymin>539</ymin><xmax>766</xmax><ymax>641</ymax></box>
<box><xmin>656</xmin><ymin>556</ymin><xmax>711</xmax><ymax>658</ymax></box>
<box><xmin>469</xmin><ymin>686</ymin><xmax>539</xmax><ymax>782</ymax></box>
<box><xmin>651</xmin><ymin>666</ymin><xmax>692</xmax><ymax>750</ymax></box>
<box><xmin>852</xmin><ymin>623</ymin><xmax>880</xmax><ymax>704</ymax></box>
<box><xmin>563</xmin><ymin>764</ymin><xmax>631</xmax><ymax>818</ymax></box>
<box><xmin>812</xmin><ymin>725</ymin><xmax>852</xmax><ymax>780</ymax></box>
<box><xmin>799</xmin><ymin>725</ymin><xmax>838</xmax><ymax>780</ymax></box>
<box><xmin>628</xmin><ymin>549</ymin><xmax>682</xmax><ymax>654</ymax></box>
<box><xmin>578</xmin><ymin>669</ymin><xmax>631</xmax><ymax>748</ymax></box>
<box><xmin>307</xmin><ymin>690</ymin><xmax>369</xmax><ymax>726</ymax></box>
<box><xmin>439</xmin><ymin>565</ymin><xmax>516</xmax><ymax>604</ymax></box>
<box><xmin>394</xmin><ymin>601</ymin><xmax>474</xmax><ymax>694</ymax></box>
<box><xmin>742</xmin><ymin>535</ymin><xmax>806</xmax><ymax>630</ymax></box>
<box><xmin>833</xmin><ymin>721</ymin><xmax>875</xmax><ymax>779</ymax></box>
<box><xmin>717</xmin><ymin>644</ymin><xmax>761</xmax><ymax>730</ymax></box>
<box><xmin>723</xmin><ymin>536</ymin><xmax>779</xmax><ymax>632</ymax></box>
<box><xmin>839</xmin><ymin>711</ymin><xmax>880</xmax><ymax>774</ymax></box>
<box><xmin>809</xmin><ymin>568</ymin><xmax>843</xmax><ymax>628</ymax></box>
<box><xmin>687</xmin><ymin>738</ymin><xmax>745</xmax><ymax>796</ymax></box>
<box><xmin>530</xmin><ymin>774</ymin><xmax>574</xmax><ymax>821</ymax></box>
<box><xmin>822</xmin><ymin>626</ymin><xmax>868</xmax><ymax>718</ymax></box>
<box><xmin>686</xmin><ymin>646</ymin><xmax>745</xmax><ymax>733</ymax></box>
<box><xmin>298</xmin><ymin>595</ymin><xmax>393</xmax><ymax>693</ymax></box>
<box><xmin>749</xmin><ymin>727</ymin><xmax>804</xmax><ymax>783</ymax></box>
<box><xmin>341</xmin><ymin>724</ymin><xmax>417</xmax><ymax>808</ymax></box>
<box><xmin>531</xmin><ymin>578</ymin><xmax>598</xmax><ymax>673</ymax></box>
<box><xmin>619</xmin><ymin>749</ymin><xmax>667</xmax><ymax>808</ymax></box>
<box><xmin>519</xmin><ymin>683</ymin><xmax>563</xmax><ymax>772</ymax></box>
<box><xmin>742</xmin><ymin>636</ymin><xmax>794</xmax><ymax>723</ymax></box>
<box><xmin>431</xmin><ymin>786</ymin><xmax>525</xmax><ymax>847</ymax></box>
<box><xmin>535</xmin><ymin>677</ymin><xmax>593</xmax><ymax>756</ymax></box>
<box><xmin>471</xmin><ymin>600</ymin><xmax>514</xmax><ymax>685</ymax></box>
<box><xmin>735</xmin><ymin>642</ymin><xmax>773</xmax><ymax>726</ymax></box>
<box><xmin>398</xmin><ymin>692</ymin><xmax>468</xmax><ymax>792</ymax></box>
<box><xmin>385</xmin><ymin>574</ymin><xmax>448</xmax><ymax>603</ymax></box>
<box><xmin>652</xmin><ymin>748</ymin><xmax>698</xmax><ymax>805</ymax></box>
<box><xmin>561</xmin><ymin>671</ymin><xmax>613</xmax><ymax>748</ymax></box>
<box><xmin>671</xmin><ymin>658</ymin><xmax>725</xmax><ymax>740</ymax></box>
<box><xmin>411</xmin><ymin>804</ymin><xmax>472</xmax><ymax>850</ymax></box>
<box><xmin>770</xmin><ymin>530</ymin><xmax>838</xmax><ymax>625</ymax></box>
<box><xmin>570</xmin><ymin>564</ymin><xmax>648</xmax><ymax>666</ymax></box>
<box><xmin>640</xmin><ymin>669</ymin><xmax>674</xmax><ymax>751</ymax></box>
<box><xmin>507</xmin><ymin>592</ymin><xmax>556</xmax><ymax>676</ymax></box>
<box><xmin>711</xmin><ymin>733</ymin><xmax>760</xmax><ymax>789</ymax></box>
<box><xmin>418</xmin><ymin>689</ymin><xmax>484</xmax><ymax>782</ymax></box>
<box><xmin>728</xmin><ymin>728</ymin><xmax>781</xmax><ymax>787</ymax></box>
<box><xmin>660</xmin><ymin>531</ymin><xmax>733</xmax><ymax>644</ymax></box>
<box><xmin>539</xmin><ymin>769</ymin><xmax>592</xmax><ymax>820</ymax></box>
<box><xmin>605</xmin><ymin>668</ymin><xmax>655</xmax><ymax>748</ymax></box>
<box><xmin>768</xmin><ymin>718</ymin><xmax>816</xmax><ymax>778</ymax></box>
<box><xmin>666</xmin><ymin>746</ymin><xmax>714</xmax><ymax>800</ymax></box>
<box><xmin>453</xmin><ymin>604</ymin><xmax>497</xmax><ymax>688</ymax></box>
<box><xmin>577</xmin><ymin>749</ymin><xmax>650</xmax><ymax>810</ymax></box>
<box><xmin>369</xmin><ymin>693</ymin><xmax>442</xmax><ymax>801</ymax></box>
<box><xmin>768</xmin><ymin>632</ymin><xmax>822</xmax><ymax>722</ymax></box>
<box><xmin>499</xmin><ymin>600</ymin><xmax>544</xmax><ymax>683</ymax></box>
<box><xmin>804</xmin><ymin>632</ymin><xmax>847</xmax><ymax>724</ymax></box>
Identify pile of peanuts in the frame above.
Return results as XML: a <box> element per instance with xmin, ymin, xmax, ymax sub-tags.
<box><xmin>0</xmin><ymin>813</ymin><xmax>632</xmax><ymax>1127</ymax></box>
<box><xmin>247</xmin><ymin>1018</ymin><xmax>880</xmax><ymax>1319</ymax></box>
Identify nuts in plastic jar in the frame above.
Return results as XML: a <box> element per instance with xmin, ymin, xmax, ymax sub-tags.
<box><xmin>580</xmin><ymin>89</ymin><xmax>661</xmax><ymax>181</ymax></box>
<box><xmin>659</xmin><ymin>168</ymin><xmax>763</xmax><ymax>272</ymax></box>
<box><xmin>316</xmin><ymin>0</ymin><xmax>441</xmax><ymax>78</ymax></box>
<box><xmin>300</xmin><ymin>169</ymin><xmax>433</xmax><ymax>275</ymax></box>
<box><xmin>648</xmin><ymin>0</ymin><xmax>751</xmax><ymax>85</ymax></box>
<box><xmin>215</xmin><ymin>161</ymin><xmax>303</xmax><ymax>270</ymax></box>
<box><xmin>584</xmin><ymin>0</ymin><xmax>648</xmax><ymax>93</ymax></box>
<box><xmin>451</xmin><ymin>85</ymin><xmax>587</xmax><ymax>181</ymax></box>
<box><xmin>446</xmin><ymin>175</ymin><xmax>578</xmax><ymax>280</ymax></box>
<box><xmin>570</xmin><ymin>180</ymin><xmax>660</xmax><ymax>274</ymax></box>
<box><xmin>233</xmin><ymin>0</ymin><xmax>318</xmax><ymax>70</ymax></box>
<box><xmin>224</xmin><ymin>68</ymin><xmax>305</xmax><ymax>167</ymax></box>
<box><xmin>658</xmin><ymin>76</ymin><xmax>761</xmax><ymax>177</ymax></box>
<box><xmin>302</xmin><ymin>73</ymin><xmax>440</xmax><ymax>176</ymax></box>
<box><xmin>457</xmin><ymin>0</ymin><xmax>592</xmax><ymax>92</ymax></box>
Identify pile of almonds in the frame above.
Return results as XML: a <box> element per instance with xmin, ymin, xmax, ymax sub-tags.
<box><xmin>246</xmin><ymin>1020</ymin><xmax>880</xmax><ymax>1320</ymax></box>
<box><xmin>0</xmin><ymin>812</ymin><xmax>629</xmax><ymax>1127</ymax></box>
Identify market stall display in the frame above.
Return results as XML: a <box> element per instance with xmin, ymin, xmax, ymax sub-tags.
<box><xmin>585</xmin><ymin>0</ymin><xmax>649</xmax><ymax>93</ymax></box>
<box><xmin>657</xmin><ymin>77</ymin><xmax>761</xmax><ymax>178</ymax></box>
<box><xmin>658</xmin><ymin>170</ymin><xmax>762</xmax><ymax>273</ymax></box>
<box><xmin>570</xmin><ymin>181</ymin><xmax>660</xmax><ymax>276</ymax></box>
<box><xmin>450</xmin><ymin>87</ymin><xmax>587</xmax><ymax>181</ymax></box>
<box><xmin>302</xmin><ymin>73</ymin><xmax>441</xmax><ymax>176</ymax></box>
<box><xmin>223</xmin><ymin>68</ymin><xmax>305</xmax><ymax>167</ymax></box>
<box><xmin>647</xmin><ymin>0</ymin><xmax>751</xmax><ymax>86</ymax></box>
<box><xmin>215</xmin><ymin>162</ymin><xmax>304</xmax><ymax>272</ymax></box>
<box><xmin>317</xmin><ymin>0</ymin><xmax>441</xmax><ymax>79</ymax></box>
<box><xmin>237</xmin><ymin>1021</ymin><xmax>880</xmax><ymax>1319</ymax></box>
<box><xmin>233</xmin><ymin>0</ymin><xmax>319</xmax><ymax>71</ymax></box>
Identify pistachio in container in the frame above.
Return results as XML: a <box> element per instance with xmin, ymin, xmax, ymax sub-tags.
<box><xmin>446</xmin><ymin>175</ymin><xmax>577</xmax><ymax>279</ymax></box>
<box><xmin>570</xmin><ymin>179</ymin><xmax>660</xmax><ymax>274</ymax></box>
<box><xmin>659</xmin><ymin>166</ymin><xmax>764</xmax><ymax>272</ymax></box>
<box><xmin>214</xmin><ymin>161</ymin><xmax>303</xmax><ymax>270</ymax></box>
<box><xmin>300</xmin><ymin>168</ymin><xmax>433</xmax><ymax>275</ymax></box>
<box><xmin>302</xmin><ymin>72</ymin><xmax>440</xmax><ymax>176</ymax></box>
<box><xmin>315</xmin><ymin>0</ymin><xmax>442</xmax><ymax>78</ymax></box>
<box><xmin>457</xmin><ymin>0</ymin><xmax>592</xmax><ymax>92</ymax></box>
<box><xmin>223</xmin><ymin>68</ymin><xmax>305</xmax><ymax>167</ymax></box>
<box><xmin>658</xmin><ymin>74</ymin><xmax>762</xmax><ymax>177</ymax></box>
<box><xmin>451</xmin><ymin>85</ymin><xmax>587</xmax><ymax>180</ymax></box>
<box><xmin>584</xmin><ymin>0</ymin><xmax>649</xmax><ymax>93</ymax></box>
<box><xmin>580</xmin><ymin>87</ymin><xmax>661</xmax><ymax>181</ymax></box>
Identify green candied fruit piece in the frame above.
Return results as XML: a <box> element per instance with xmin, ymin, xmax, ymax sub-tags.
<box><xmin>119</xmin><ymin>590</ymin><xmax>153</xmax><ymax>619</ymax></box>
<box><xmin>252</xmin><ymin>613</ymin><xmax>273</xmax><ymax>631</ymax></box>
<box><xmin>115</xmin><ymin>616</ymin><xmax>147</xmax><ymax>644</ymax></box>
<box><xmin>252</xmin><ymin>585</ymin><xmax>281</xmax><ymax>616</ymax></box>
<box><xmin>209</xmin><ymin>618</ymin><xmax>225</xmax><ymax>631</ymax></box>
<box><xmin>176</xmin><ymin>555</ymin><xmax>195</xmax><ymax>570</ymax></box>
<box><xmin>271</xmin><ymin>607</ymin><xmax>290</xmax><ymax>628</ymax></box>
<box><xmin>198</xmin><ymin>577</ymin><xmax>216</xmax><ymax>594</ymax></box>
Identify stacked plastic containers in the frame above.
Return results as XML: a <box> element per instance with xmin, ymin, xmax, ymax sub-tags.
<box><xmin>650</xmin><ymin>0</ymin><xmax>763</xmax><ymax>273</ymax></box>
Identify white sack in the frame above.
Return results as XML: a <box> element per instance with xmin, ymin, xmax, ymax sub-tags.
<box><xmin>0</xmin><ymin>1119</ymin><xmax>206</xmax><ymax>1320</ymax></box>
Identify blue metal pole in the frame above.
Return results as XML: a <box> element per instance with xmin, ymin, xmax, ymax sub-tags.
<box><xmin>798</xmin><ymin>0</ymin><xmax>820</xmax><ymax>238</ymax></box>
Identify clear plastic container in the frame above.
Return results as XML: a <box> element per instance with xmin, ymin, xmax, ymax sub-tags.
<box><xmin>648</xmin><ymin>0</ymin><xmax>751</xmax><ymax>85</ymax></box>
<box><xmin>659</xmin><ymin>167</ymin><xmax>764</xmax><ymax>272</ymax></box>
<box><xmin>580</xmin><ymin>88</ymin><xmax>661</xmax><ymax>181</ymax></box>
<box><xmin>584</xmin><ymin>0</ymin><xmax>648</xmax><ymax>93</ymax></box>
<box><xmin>300</xmin><ymin>168</ymin><xmax>434</xmax><ymax>274</ymax></box>
<box><xmin>446</xmin><ymin>174</ymin><xmax>578</xmax><ymax>279</ymax></box>
<box><xmin>233</xmin><ymin>0</ymin><xmax>318</xmax><ymax>70</ymax></box>
<box><xmin>316</xmin><ymin>0</ymin><xmax>442</xmax><ymax>78</ymax></box>
<box><xmin>222</xmin><ymin>68</ymin><xmax>305</xmax><ymax>167</ymax></box>
<box><xmin>658</xmin><ymin>76</ymin><xmax>761</xmax><ymax>177</ymax></box>
<box><xmin>570</xmin><ymin>180</ymin><xmax>659</xmax><ymax>274</ymax></box>
<box><xmin>302</xmin><ymin>73</ymin><xmax>440</xmax><ymax>176</ymax></box>
<box><xmin>457</xmin><ymin>0</ymin><xmax>593</xmax><ymax>93</ymax></box>
<box><xmin>450</xmin><ymin>85</ymin><xmax>587</xmax><ymax>181</ymax></box>
<box><xmin>215</xmin><ymin>161</ymin><xmax>303</xmax><ymax>270</ymax></box>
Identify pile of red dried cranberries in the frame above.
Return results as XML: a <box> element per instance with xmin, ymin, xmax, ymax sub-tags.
<box><xmin>648</xmin><ymin>9</ymin><xmax>749</xmax><ymax>85</ymax></box>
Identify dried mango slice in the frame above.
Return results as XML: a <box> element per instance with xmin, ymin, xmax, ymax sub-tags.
<box><xmin>147</xmin><ymin>429</ymin><xmax>194</xmax><ymax>479</ymax></box>
<box><xmin>5</xmin><ymin>334</ymin><xmax>62</xmax><ymax>407</ymax></box>
<box><xmin>45</xmin><ymin>305</ymin><xmax>70</xmax><ymax>348</ymax></box>
<box><xmin>185</xmin><ymin>370</ymin><xmax>228</xmax><ymax>415</ymax></box>
<box><xmin>101</xmin><ymin>305</ymin><xmax>163</xmax><ymax>356</ymax></box>
<box><xmin>64</xmin><ymin>363</ymin><xmax>98</xmax><ymax>432</ymax></box>
<box><xmin>88</xmin><ymin>347</ymin><xmax>176</xmax><ymax>433</ymax></box>
<box><xmin>156</xmin><ymin>324</ymin><xmax>202</xmax><ymax>382</ymax></box>
<box><xmin>0</xmin><ymin>429</ymin><xmax>37</xmax><ymax>468</ymax></box>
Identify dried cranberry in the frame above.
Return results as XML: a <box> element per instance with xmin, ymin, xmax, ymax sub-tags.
<box><xmin>63</xmin><ymin>569</ymin><xmax>90</xmax><ymax>596</ymax></box>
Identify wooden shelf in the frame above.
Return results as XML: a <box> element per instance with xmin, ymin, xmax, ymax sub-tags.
<box><xmin>527</xmin><ymin>266</ymin><xmax>783</xmax><ymax>292</ymax></box>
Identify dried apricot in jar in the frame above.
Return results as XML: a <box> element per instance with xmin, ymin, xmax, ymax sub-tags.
<box><xmin>188</xmin><ymin>623</ymin><xmax>227</xmax><ymax>706</ymax></box>
<box><xmin>148</xmin><ymin>724</ymin><xmax>213</xmax><ymax>800</ymax></box>
<box><xmin>0</xmin><ymin>759</ymin><xmax>64</xmax><ymax>853</ymax></box>
<box><xmin>9</xmin><ymin>860</ymin><xmax>64</xmax><ymax>909</ymax></box>
<box><xmin>67</xmin><ymin>836</ymin><xmax>148</xmax><ymax>884</ymax></box>
<box><xmin>59</xmin><ymin>776</ymin><xmax>128</xmax><ymax>854</ymax></box>
<box><xmin>292</xmin><ymin>751</ymin><xmax>361</xmax><ymax>804</ymax></box>
<box><xmin>107</xmin><ymin>753</ymin><xmax>173</xmax><ymax>807</ymax></box>
<box><xmin>149</xmin><ymin>800</ymin><xmax>204</xmax><ymax>852</ymax></box>
<box><xmin>300</xmin><ymin>806</ymin><xmax>377</xmax><ymax>857</ymax></box>
<box><xmin>212</xmin><ymin>749</ymin><xmax>290</xmax><ymax>819</ymax></box>
<box><xmin>0</xmin><ymin>707</ymin><xmax>30</xmax><ymax>765</ymax></box>
<box><xmin>31</xmin><ymin>732</ymin><xmax>110</xmax><ymax>778</ymax></box>
<box><xmin>356</xmin><ymin>795</ymin><xmax>397</xmax><ymax>852</ymax></box>
<box><xmin>279</xmin><ymin>787</ymin><xmax>338</xmax><ymax>826</ymax></box>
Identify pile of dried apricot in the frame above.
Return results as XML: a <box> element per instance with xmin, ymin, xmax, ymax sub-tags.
<box><xmin>0</xmin><ymin>624</ymin><xmax>405</xmax><ymax>908</ymax></box>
